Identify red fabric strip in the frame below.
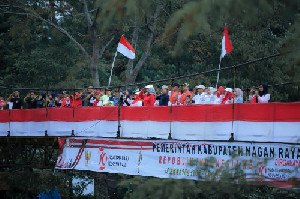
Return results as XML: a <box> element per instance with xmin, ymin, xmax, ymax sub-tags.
<box><xmin>10</xmin><ymin>109</ymin><xmax>47</xmax><ymax>122</ymax></box>
<box><xmin>119</xmin><ymin>35</ymin><xmax>135</xmax><ymax>53</ymax></box>
<box><xmin>0</xmin><ymin>103</ymin><xmax>299</xmax><ymax>122</ymax></box>
<box><xmin>70</xmin><ymin>139</ymin><xmax>153</xmax><ymax>146</ymax></box>
<box><xmin>0</xmin><ymin>110</ymin><xmax>9</xmax><ymax>122</ymax></box>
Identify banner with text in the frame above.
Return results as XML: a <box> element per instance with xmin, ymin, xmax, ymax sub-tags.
<box><xmin>55</xmin><ymin>138</ymin><xmax>299</xmax><ymax>187</ymax></box>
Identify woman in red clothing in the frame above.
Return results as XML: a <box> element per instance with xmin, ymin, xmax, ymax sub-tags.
<box><xmin>169</xmin><ymin>83</ymin><xmax>181</xmax><ymax>105</ymax></box>
<box><xmin>70</xmin><ymin>92</ymin><xmax>82</xmax><ymax>107</ymax></box>
<box><xmin>179</xmin><ymin>83</ymin><xmax>192</xmax><ymax>105</ymax></box>
<box><xmin>143</xmin><ymin>85</ymin><xmax>156</xmax><ymax>106</ymax></box>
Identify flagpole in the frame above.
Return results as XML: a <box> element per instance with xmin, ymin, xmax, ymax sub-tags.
<box><xmin>108</xmin><ymin>50</ymin><xmax>118</xmax><ymax>87</ymax></box>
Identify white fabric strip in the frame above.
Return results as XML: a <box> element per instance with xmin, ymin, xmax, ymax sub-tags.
<box><xmin>1</xmin><ymin>121</ymin><xmax>299</xmax><ymax>143</ymax></box>
<box><xmin>117</xmin><ymin>43</ymin><xmax>135</xmax><ymax>59</ymax></box>
<box><xmin>0</xmin><ymin>123</ymin><xmax>9</xmax><ymax>136</ymax></box>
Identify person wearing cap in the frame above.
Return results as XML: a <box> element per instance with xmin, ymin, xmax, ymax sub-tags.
<box><xmin>179</xmin><ymin>83</ymin><xmax>192</xmax><ymax>105</ymax></box>
<box><xmin>143</xmin><ymin>85</ymin><xmax>156</xmax><ymax>106</ymax></box>
<box><xmin>169</xmin><ymin>83</ymin><xmax>181</xmax><ymax>105</ymax></box>
<box><xmin>70</xmin><ymin>92</ymin><xmax>82</xmax><ymax>107</ymax></box>
<box><xmin>194</xmin><ymin>85</ymin><xmax>206</xmax><ymax>104</ymax></box>
<box><xmin>159</xmin><ymin>85</ymin><xmax>169</xmax><ymax>106</ymax></box>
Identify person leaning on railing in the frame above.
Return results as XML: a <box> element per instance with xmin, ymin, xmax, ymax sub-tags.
<box><xmin>169</xmin><ymin>83</ymin><xmax>181</xmax><ymax>105</ymax></box>
<box><xmin>141</xmin><ymin>85</ymin><xmax>156</xmax><ymax>106</ymax></box>
<box><xmin>158</xmin><ymin>85</ymin><xmax>169</xmax><ymax>106</ymax></box>
<box><xmin>0</xmin><ymin>94</ymin><xmax>6</xmax><ymax>110</ymax></box>
<box><xmin>8</xmin><ymin>91</ymin><xmax>23</xmax><ymax>109</ymax></box>
<box><xmin>249</xmin><ymin>83</ymin><xmax>270</xmax><ymax>103</ymax></box>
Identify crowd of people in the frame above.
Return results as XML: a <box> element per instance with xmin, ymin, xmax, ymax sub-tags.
<box><xmin>0</xmin><ymin>83</ymin><xmax>270</xmax><ymax>110</ymax></box>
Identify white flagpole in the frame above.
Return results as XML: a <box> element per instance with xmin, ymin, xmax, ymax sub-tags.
<box><xmin>108</xmin><ymin>50</ymin><xmax>118</xmax><ymax>87</ymax></box>
<box><xmin>216</xmin><ymin>56</ymin><xmax>222</xmax><ymax>89</ymax></box>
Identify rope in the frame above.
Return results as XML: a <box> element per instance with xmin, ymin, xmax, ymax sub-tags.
<box><xmin>0</xmin><ymin>52</ymin><xmax>283</xmax><ymax>90</ymax></box>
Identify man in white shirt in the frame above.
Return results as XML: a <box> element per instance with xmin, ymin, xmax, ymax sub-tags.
<box><xmin>194</xmin><ymin>85</ymin><xmax>206</xmax><ymax>104</ymax></box>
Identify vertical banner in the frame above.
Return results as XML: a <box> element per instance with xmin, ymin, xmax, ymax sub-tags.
<box><xmin>56</xmin><ymin>138</ymin><xmax>300</xmax><ymax>187</ymax></box>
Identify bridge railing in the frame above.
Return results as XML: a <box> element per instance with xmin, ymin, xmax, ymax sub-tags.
<box><xmin>0</xmin><ymin>103</ymin><xmax>299</xmax><ymax>143</ymax></box>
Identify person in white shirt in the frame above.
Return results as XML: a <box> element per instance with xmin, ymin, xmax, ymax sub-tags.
<box><xmin>202</xmin><ymin>87</ymin><xmax>214</xmax><ymax>104</ymax></box>
<box><xmin>249</xmin><ymin>83</ymin><xmax>270</xmax><ymax>103</ymax></box>
<box><xmin>194</xmin><ymin>85</ymin><xmax>206</xmax><ymax>104</ymax></box>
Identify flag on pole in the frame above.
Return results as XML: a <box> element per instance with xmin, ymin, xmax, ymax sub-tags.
<box><xmin>117</xmin><ymin>35</ymin><xmax>135</xmax><ymax>59</ymax></box>
<box><xmin>220</xmin><ymin>25</ymin><xmax>233</xmax><ymax>58</ymax></box>
<box><xmin>216</xmin><ymin>25</ymin><xmax>233</xmax><ymax>88</ymax></box>
<box><xmin>108</xmin><ymin>35</ymin><xmax>135</xmax><ymax>86</ymax></box>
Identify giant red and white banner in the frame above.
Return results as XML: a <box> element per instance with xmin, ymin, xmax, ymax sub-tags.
<box><xmin>55</xmin><ymin>137</ymin><xmax>300</xmax><ymax>187</ymax></box>
<box><xmin>0</xmin><ymin>103</ymin><xmax>299</xmax><ymax>143</ymax></box>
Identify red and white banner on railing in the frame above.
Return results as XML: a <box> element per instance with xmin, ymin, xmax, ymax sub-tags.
<box><xmin>55</xmin><ymin>137</ymin><xmax>300</xmax><ymax>187</ymax></box>
<box><xmin>0</xmin><ymin>103</ymin><xmax>299</xmax><ymax>143</ymax></box>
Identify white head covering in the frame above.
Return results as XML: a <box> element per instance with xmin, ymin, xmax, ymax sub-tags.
<box><xmin>148</xmin><ymin>87</ymin><xmax>156</xmax><ymax>95</ymax></box>
<box><xmin>209</xmin><ymin>87</ymin><xmax>216</xmax><ymax>94</ymax></box>
<box><xmin>225</xmin><ymin>88</ymin><xmax>233</xmax><ymax>92</ymax></box>
<box><xmin>196</xmin><ymin>85</ymin><xmax>205</xmax><ymax>89</ymax></box>
<box><xmin>145</xmin><ymin>85</ymin><xmax>154</xmax><ymax>89</ymax></box>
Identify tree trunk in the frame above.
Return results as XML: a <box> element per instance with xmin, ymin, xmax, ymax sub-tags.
<box><xmin>90</xmin><ymin>58</ymin><xmax>100</xmax><ymax>87</ymax></box>
<box><xmin>125</xmin><ymin>4</ymin><xmax>162</xmax><ymax>86</ymax></box>
<box><xmin>125</xmin><ymin>22</ymin><xmax>139</xmax><ymax>86</ymax></box>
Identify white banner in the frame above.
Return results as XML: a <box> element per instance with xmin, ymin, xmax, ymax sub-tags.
<box><xmin>55</xmin><ymin>138</ymin><xmax>300</xmax><ymax>187</ymax></box>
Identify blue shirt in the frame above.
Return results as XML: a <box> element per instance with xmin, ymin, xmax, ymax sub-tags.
<box><xmin>159</xmin><ymin>94</ymin><xmax>169</xmax><ymax>106</ymax></box>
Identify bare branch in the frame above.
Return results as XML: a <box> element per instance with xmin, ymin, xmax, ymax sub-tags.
<box><xmin>99</xmin><ymin>36</ymin><xmax>115</xmax><ymax>59</ymax></box>
<box><xmin>82</xmin><ymin>0</ymin><xmax>92</xmax><ymax>28</ymax></box>
<box><xmin>34</xmin><ymin>13</ymin><xmax>90</xmax><ymax>58</ymax></box>
<box><xmin>132</xmin><ymin>4</ymin><xmax>162</xmax><ymax>77</ymax></box>
<box><xmin>92</xmin><ymin>8</ymin><xmax>99</xmax><ymax>28</ymax></box>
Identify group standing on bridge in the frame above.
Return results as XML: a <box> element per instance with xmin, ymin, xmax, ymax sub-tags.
<box><xmin>0</xmin><ymin>83</ymin><xmax>270</xmax><ymax>110</ymax></box>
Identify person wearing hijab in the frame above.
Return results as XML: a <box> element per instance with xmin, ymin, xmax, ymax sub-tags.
<box><xmin>249</xmin><ymin>83</ymin><xmax>270</xmax><ymax>103</ymax></box>
<box><xmin>143</xmin><ymin>85</ymin><xmax>156</xmax><ymax>106</ymax></box>
<box><xmin>234</xmin><ymin>88</ymin><xmax>243</xmax><ymax>103</ymax></box>
<box><xmin>221</xmin><ymin>88</ymin><xmax>234</xmax><ymax>104</ymax></box>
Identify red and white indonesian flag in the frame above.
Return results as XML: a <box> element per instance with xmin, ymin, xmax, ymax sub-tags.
<box><xmin>220</xmin><ymin>25</ymin><xmax>233</xmax><ymax>58</ymax></box>
<box><xmin>117</xmin><ymin>35</ymin><xmax>135</xmax><ymax>59</ymax></box>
